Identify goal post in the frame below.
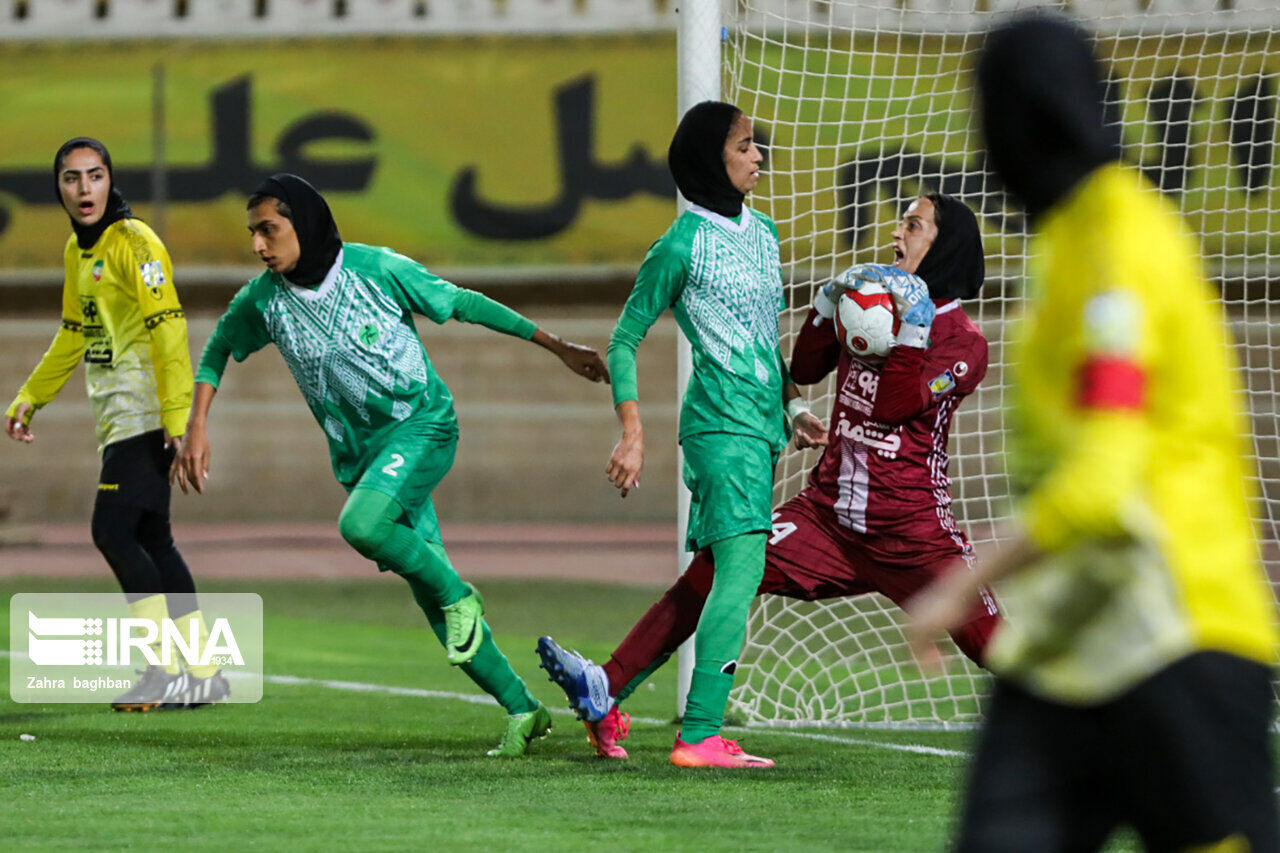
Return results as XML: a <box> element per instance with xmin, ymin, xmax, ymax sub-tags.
<box><xmin>709</xmin><ymin>1</ymin><xmax>1279</xmax><ymax>728</ymax></box>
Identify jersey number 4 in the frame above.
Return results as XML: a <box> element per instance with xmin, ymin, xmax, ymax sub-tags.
<box><xmin>382</xmin><ymin>454</ymin><xmax>405</xmax><ymax>478</ymax></box>
<box><xmin>770</xmin><ymin>512</ymin><xmax>797</xmax><ymax>545</ymax></box>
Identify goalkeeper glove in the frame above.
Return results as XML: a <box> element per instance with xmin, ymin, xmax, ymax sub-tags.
<box><xmin>813</xmin><ymin>265</ymin><xmax>867</xmax><ymax>319</ymax></box>
<box><xmin>850</xmin><ymin>263</ymin><xmax>934</xmax><ymax>349</ymax></box>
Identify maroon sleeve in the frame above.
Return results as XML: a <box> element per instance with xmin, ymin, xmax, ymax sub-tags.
<box><xmin>871</xmin><ymin>322</ymin><xmax>989</xmax><ymax>425</ymax></box>
<box><xmin>789</xmin><ymin>307</ymin><xmax>842</xmax><ymax>385</ymax></box>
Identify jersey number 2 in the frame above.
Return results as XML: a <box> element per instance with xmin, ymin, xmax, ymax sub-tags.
<box><xmin>382</xmin><ymin>454</ymin><xmax>405</xmax><ymax>478</ymax></box>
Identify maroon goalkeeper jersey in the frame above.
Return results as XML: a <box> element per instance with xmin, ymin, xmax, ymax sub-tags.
<box><xmin>790</xmin><ymin>299</ymin><xmax>988</xmax><ymax>546</ymax></box>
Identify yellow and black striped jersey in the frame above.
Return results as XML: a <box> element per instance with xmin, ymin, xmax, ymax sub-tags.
<box><xmin>6</xmin><ymin>218</ymin><xmax>193</xmax><ymax>449</ymax></box>
<box><xmin>987</xmin><ymin>163</ymin><xmax>1278</xmax><ymax>703</ymax></box>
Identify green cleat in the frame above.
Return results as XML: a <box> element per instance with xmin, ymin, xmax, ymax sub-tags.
<box><xmin>442</xmin><ymin>584</ymin><xmax>485</xmax><ymax>666</ymax></box>
<box><xmin>487</xmin><ymin>703</ymin><xmax>553</xmax><ymax>757</ymax></box>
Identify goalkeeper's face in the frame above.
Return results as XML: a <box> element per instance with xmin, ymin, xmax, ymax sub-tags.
<box><xmin>891</xmin><ymin>197</ymin><xmax>939</xmax><ymax>275</ymax></box>
<box><xmin>247</xmin><ymin>201</ymin><xmax>302</xmax><ymax>275</ymax></box>
<box><xmin>723</xmin><ymin>114</ymin><xmax>763</xmax><ymax>195</ymax></box>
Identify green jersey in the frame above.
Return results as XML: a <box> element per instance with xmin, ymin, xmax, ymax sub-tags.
<box><xmin>608</xmin><ymin>205</ymin><xmax>788</xmax><ymax>451</ymax></box>
<box><xmin>196</xmin><ymin>242</ymin><xmax>535</xmax><ymax>487</ymax></box>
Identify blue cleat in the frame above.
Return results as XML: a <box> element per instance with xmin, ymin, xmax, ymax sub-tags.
<box><xmin>536</xmin><ymin>635</ymin><xmax>614</xmax><ymax>723</ymax></box>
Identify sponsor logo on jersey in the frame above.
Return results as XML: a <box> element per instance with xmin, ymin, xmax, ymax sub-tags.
<box><xmin>358</xmin><ymin>323</ymin><xmax>380</xmax><ymax>346</ymax></box>
<box><xmin>835</xmin><ymin>412</ymin><xmax>901</xmax><ymax>458</ymax></box>
<box><xmin>91</xmin><ymin>261</ymin><xmax>104</xmax><ymax>283</ymax></box>
<box><xmin>953</xmin><ymin>361</ymin><xmax>969</xmax><ymax>377</ymax></box>
<box><xmin>139</xmin><ymin>260</ymin><xmax>165</xmax><ymax>292</ymax></box>
<box><xmin>929</xmin><ymin>370</ymin><xmax>956</xmax><ymax>397</ymax></box>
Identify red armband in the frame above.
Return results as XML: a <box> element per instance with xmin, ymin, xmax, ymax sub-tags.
<box><xmin>1076</xmin><ymin>356</ymin><xmax>1145</xmax><ymax>410</ymax></box>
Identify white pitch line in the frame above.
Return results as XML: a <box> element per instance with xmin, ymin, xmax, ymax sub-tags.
<box><xmin>0</xmin><ymin>652</ymin><xmax>965</xmax><ymax>759</ymax></box>
<box><xmin>254</xmin><ymin>673</ymin><xmax>971</xmax><ymax>759</ymax></box>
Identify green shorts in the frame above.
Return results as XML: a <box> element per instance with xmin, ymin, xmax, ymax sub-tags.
<box><xmin>681</xmin><ymin>432</ymin><xmax>777</xmax><ymax>552</ymax></box>
<box><xmin>351</xmin><ymin>417</ymin><xmax>457</xmax><ymax>545</ymax></box>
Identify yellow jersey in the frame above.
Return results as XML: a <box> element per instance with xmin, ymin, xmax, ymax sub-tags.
<box><xmin>7</xmin><ymin>218</ymin><xmax>193</xmax><ymax>450</ymax></box>
<box><xmin>987</xmin><ymin>163</ymin><xmax>1278</xmax><ymax>703</ymax></box>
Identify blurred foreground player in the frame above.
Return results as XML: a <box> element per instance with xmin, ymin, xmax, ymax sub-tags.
<box><xmin>5</xmin><ymin>138</ymin><xmax>223</xmax><ymax>711</ymax></box>
<box><xmin>173</xmin><ymin>174</ymin><xmax>609</xmax><ymax>756</ymax></box>
<box><xmin>540</xmin><ymin>192</ymin><xmax>1001</xmax><ymax>760</ymax></box>
<box><xmin>907</xmin><ymin>15</ymin><xmax>1279</xmax><ymax>852</ymax></box>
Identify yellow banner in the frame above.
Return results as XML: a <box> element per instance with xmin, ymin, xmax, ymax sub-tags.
<box><xmin>1</xmin><ymin>34</ymin><xmax>1273</xmax><ymax>272</ymax></box>
<box><xmin>0</xmin><ymin>37</ymin><xmax>680</xmax><ymax>268</ymax></box>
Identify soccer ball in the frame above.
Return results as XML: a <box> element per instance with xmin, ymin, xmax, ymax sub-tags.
<box><xmin>834</xmin><ymin>282</ymin><xmax>899</xmax><ymax>358</ymax></box>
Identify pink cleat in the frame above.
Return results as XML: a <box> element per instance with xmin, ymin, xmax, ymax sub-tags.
<box><xmin>584</xmin><ymin>705</ymin><xmax>631</xmax><ymax>759</ymax></box>
<box><xmin>669</xmin><ymin>733</ymin><xmax>775</xmax><ymax>768</ymax></box>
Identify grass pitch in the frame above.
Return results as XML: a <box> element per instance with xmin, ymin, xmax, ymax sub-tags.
<box><xmin>2</xmin><ymin>575</ymin><xmax>1150</xmax><ymax>851</ymax></box>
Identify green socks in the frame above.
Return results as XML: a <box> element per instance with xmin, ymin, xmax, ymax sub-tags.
<box><xmin>338</xmin><ymin>487</ymin><xmax>535</xmax><ymax>714</ymax></box>
<box><xmin>681</xmin><ymin>532</ymin><xmax>767</xmax><ymax>744</ymax></box>
<box><xmin>411</xmin><ymin>581</ymin><xmax>538</xmax><ymax>716</ymax></box>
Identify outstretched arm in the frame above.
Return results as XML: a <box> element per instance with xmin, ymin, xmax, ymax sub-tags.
<box><xmin>529</xmin><ymin>328</ymin><xmax>609</xmax><ymax>384</ymax></box>
<box><xmin>379</xmin><ymin>255</ymin><xmax>609</xmax><ymax>384</ymax></box>
<box><xmin>453</xmin><ymin>290</ymin><xmax>608</xmax><ymax>382</ymax></box>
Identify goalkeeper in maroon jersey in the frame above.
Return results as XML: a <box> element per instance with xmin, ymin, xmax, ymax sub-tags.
<box><xmin>538</xmin><ymin>192</ymin><xmax>1002</xmax><ymax>759</ymax></box>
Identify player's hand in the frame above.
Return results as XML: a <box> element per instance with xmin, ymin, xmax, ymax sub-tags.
<box><xmin>163</xmin><ymin>428</ymin><xmax>183</xmax><ymax>453</ymax></box>
<box><xmin>905</xmin><ymin>560</ymin><xmax>974</xmax><ymax>672</ymax></box>
<box><xmin>171</xmin><ymin>422</ymin><xmax>211</xmax><ymax>495</ymax></box>
<box><xmin>5</xmin><ymin>402</ymin><xmax>34</xmax><ymax>443</ymax></box>
<box><xmin>821</xmin><ymin>264</ymin><xmax>877</xmax><ymax>301</ymax></box>
<box><xmin>606</xmin><ymin>431</ymin><xmax>644</xmax><ymax>498</ymax></box>
<box><xmin>792</xmin><ymin>411</ymin><xmax>828</xmax><ymax>449</ymax></box>
<box><xmin>557</xmin><ymin>339</ymin><xmax>610</xmax><ymax>384</ymax></box>
<box><xmin>865</xmin><ymin>263</ymin><xmax>935</xmax><ymax>345</ymax></box>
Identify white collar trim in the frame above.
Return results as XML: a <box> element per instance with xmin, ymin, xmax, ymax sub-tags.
<box><xmin>284</xmin><ymin>248</ymin><xmax>344</xmax><ymax>300</ymax></box>
<box><xmin>935</xmin><ymin>299</ymin><xmax>961</xmax><ymax>315</ymax></box>
<box><xmin>688</xmin><ymin>204</ymin><xmax>753</xmax><ymax>233</ymax></box>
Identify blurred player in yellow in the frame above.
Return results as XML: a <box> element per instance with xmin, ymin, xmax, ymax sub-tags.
<box><xmin>908</xmin><ymin>14</ymin><xmax>1279</xmax><ymax>852</ymax></box>
<box><xmin>5</xmin><ymin>138</ymin><xmax>224</xmax><ymax>711</ymax></box>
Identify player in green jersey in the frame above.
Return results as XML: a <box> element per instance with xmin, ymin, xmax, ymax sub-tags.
<box><xmin>172</xmin><ymin>174</ymin><xmax>609</xmax><ymax>756</ymax></box>
<box><xmin>547</xmin><ymin>103</ymin><xmax>824</xmax><ymax>768</ymax></box>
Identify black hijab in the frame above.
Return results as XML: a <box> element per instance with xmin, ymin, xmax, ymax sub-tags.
<box><xmin>913</xmin><ymin>194</ymin><xmax>986</xmax><ymax>300</ymax></box>
<box><xmin>667</xmin><ymin>101</ymin><xmax>745</xmax><ymax>218</ymax></box>
<box><xmin>54</xmin><ymin>137</ymin><xmax>134</xmax><ymax>250</ymax></box>
<box><xmin>252</xmin><ymin>173</ymin><xmax>342</xmax><ymax>288</ymax></box>
<box><xmin>976</xmin><ymin>14</ymin><xmax>1121</xmax><ymax>221</ymax></box>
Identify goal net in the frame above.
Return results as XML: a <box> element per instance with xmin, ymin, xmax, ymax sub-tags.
<box><xmin>723</xmin><ymin>0</ymin><xmax>1279</xmax><ymax>728</ymax></box>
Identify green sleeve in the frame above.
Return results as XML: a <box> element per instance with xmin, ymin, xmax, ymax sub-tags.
<box><xmin>194</xmin><ymin>283</ymin><xmax>270</xmax><ymax>389</ymax></box>
<box><xmin>607</xmin><ymin>234</ymin><xmax>689</xmax><ymax>407</ymax></box>
<box><xmin>376</xmin><ymin>248</ymin><xmax>534</xmax><ymax>338</ymax></box>
<box><xmin>451</xmin><ymin>289</ymin><xmax>536</xmax><ymax>339</ymax></box>
<box><xmin>377</xmin><ymin>250</ymin><xmax>460</xmax><ymax>324</ymax></box>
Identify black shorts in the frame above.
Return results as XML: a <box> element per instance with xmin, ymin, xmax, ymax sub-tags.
<box><xmin>958</xmin><ymin>651</ymin><xmax>1278</xmax><ymax>853</ymax></box>
<box><xmin>97</xmin><ymin>429</ymin><xmax>173</xmax><ymax>516</ymax></box>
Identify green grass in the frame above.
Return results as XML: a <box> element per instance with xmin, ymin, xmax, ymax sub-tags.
<box><xmin>0</xmin><ymin>576</ymin><xmax>1149</xmax><ymax>850</ymax></box>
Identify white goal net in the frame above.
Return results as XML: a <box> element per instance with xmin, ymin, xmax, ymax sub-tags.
<box><xmin>723</xmin><ymin>0</ymin><xmax>1280</xmax><ymax>727</ymax></box>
